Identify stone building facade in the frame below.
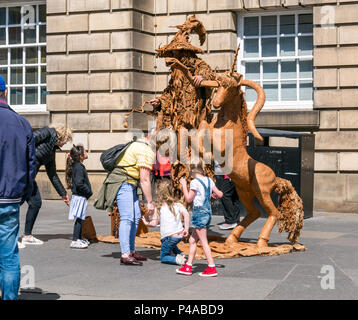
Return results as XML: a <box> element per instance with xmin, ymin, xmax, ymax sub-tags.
<box><xmin>1</xmin><ymin>0</ymin><xmax>358</xmax><ymax>213</ymax></box>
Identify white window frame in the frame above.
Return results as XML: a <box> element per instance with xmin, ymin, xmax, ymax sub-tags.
<box><xmin>237</xmin><ymin>9</ymin><xmax>314</xmax><ymax>110</ymax></box>
<box><xmin>0</xmin><ymin>0</ymin><xmax>46</xmax><ymax>113</ymax></box>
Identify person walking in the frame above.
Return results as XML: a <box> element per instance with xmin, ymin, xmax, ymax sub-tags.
<box><xmin>0</xmin><ymin>76</ymin><xmax>37</xmax><ymax>300</ymax></box>
<box><xmin>65</xmin><ymin>144</ymin><xmax>92</xmax><ymax>249</ymax></box>
<box><xmin>22</xmin><ymin>125</ymin><xmax>73</xmax><ymax>246</ymax></box>
<box><xmin>177</xmin><ymin>164</ymin><xmax>223</xmax><ymax>277</ymax></box>
<box><xmin>214</xmin><ymin>160</ymin><xmax>241</xmax><ymax>230</ymax></box>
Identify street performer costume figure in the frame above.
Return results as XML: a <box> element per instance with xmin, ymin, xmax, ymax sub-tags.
<box><xmin>149</xmin><ymin>15</ymin><xmax>217</xmax><ymax>195</ymax></box>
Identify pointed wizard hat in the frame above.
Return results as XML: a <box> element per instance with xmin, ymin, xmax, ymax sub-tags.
<box><xmin>156</xmin><ymin>15</ymin><xmax>206</xmax><ymax>57</ymax></box>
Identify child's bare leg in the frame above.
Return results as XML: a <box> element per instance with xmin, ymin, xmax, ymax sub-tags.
<box><xmin>187</xmin><ymin>230</ymin><xmax>199</xmax><ymax>265</ymax></box>
<box><xmin>196</xmin><ymin>228</ymin><xmax>215</xmax><ymax>266</ymax></box>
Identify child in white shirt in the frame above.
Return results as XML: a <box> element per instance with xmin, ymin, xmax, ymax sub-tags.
<box><xmin>142</xmin><ymin>179</ymin><xmax>189</xmax><ymax>265</ymax></box>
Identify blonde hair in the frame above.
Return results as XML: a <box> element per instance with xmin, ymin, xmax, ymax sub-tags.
<box><xmin>51</xmin><ymin>125</ymin><xmax>73</xmax><ymax>144</ymax></box>
<box><xmin>154</xmin><ymin>179</ymin><xmax>180</xmax><ymax>217</ymax></box>
<box><xmin>189</xmin><ymin>163</ymin><xmax>205</xmax><ymax>176</ymax></box>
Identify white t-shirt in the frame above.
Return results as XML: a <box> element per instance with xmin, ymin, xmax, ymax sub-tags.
<box><xmin>190</xmin><ymin>177</ymin><xmax>214</xmax><ymax>207</ymax></box>
<box><xmin>160</xmin><ymin>202</ymin><xmax>186</xmax><ymax>239</ymax></box>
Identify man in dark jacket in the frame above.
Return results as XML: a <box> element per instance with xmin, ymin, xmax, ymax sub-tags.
<box><xmin>0</xmin><ymin>76</ymin><xmax>37</xmax><ymax>300</ymax></box>
<box><xmin>22</xmin><ymin>126</ymin><xmax>73</xmax><ymax>246</ymax></box>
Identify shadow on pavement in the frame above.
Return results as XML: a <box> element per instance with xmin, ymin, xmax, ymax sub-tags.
<box><xmin>19</xmin><ymin>287</ymin><xmax>60</xmax><ymax>300</ymax></box>
<box><xmin>31</xmin><ymin>234</ymin><xmax>73</xmax><ymax>242</ymax></box>
<box><xmin>101</xmin><ymin>249</ymin><xmax>161</xmax><ymax>261</ymax></box>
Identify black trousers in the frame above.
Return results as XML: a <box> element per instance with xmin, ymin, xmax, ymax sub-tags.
<box><xmin>73</xmin><ymin>218</ymin><xmax>83</xmax><ymax>241</ymax></box>
<box><xmin>24</xmin><ymin>181</ymin><xmax>42</xmax><ymax>236</ymax></box>
<box><xmin>215</xmin><ymin>175</ymin><xmax>240</xmax><ymax>224</ymax></box>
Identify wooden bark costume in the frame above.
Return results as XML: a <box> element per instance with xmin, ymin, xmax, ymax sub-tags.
<box><xmin>154</xmin><ymin>15</ymin><xmax>216</xmax><ymax>194</ymax></box>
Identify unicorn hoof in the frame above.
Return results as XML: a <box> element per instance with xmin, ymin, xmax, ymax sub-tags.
<box><xmin>225</xmin><ymin>235</ymin><xmax>238</xmax><ymax>245</ymax></box>
<box><xmin>256</xmin><ymin>237</ymin><xmax>269</xmax><ymax>248</ymax></box>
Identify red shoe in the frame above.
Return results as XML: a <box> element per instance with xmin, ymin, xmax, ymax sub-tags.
<box><xmin>176</xmin><ymin>263</ymin><xmax>192</xmax><ymax>275</ymax></box>
<box><xmin>199</xmin><ymin>266</ymin><xmax>218</xmax><ymax>277</ymax></box>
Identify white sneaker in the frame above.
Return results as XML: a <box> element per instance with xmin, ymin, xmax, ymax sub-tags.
<box><xmin>22</xmin><ymin>235</ymin><xmax>44</xmax><ymax>245</ymax></box>
<box><xmin>219</xmin><ymin>223</ymin><xmax>238</xmax><ymax>230</ymax></box>
<box><xmin>176</xmin><ymin>254</ymin><xmax>187</xmax><ymax>265</ymax></box>
<box><xmin>80</xmin><ymin>238</ymin><xmax>90</xmax><ymax>245</ymax></box>
<box><xmin>18</xmin><ymin>241</ymin><xmax>26</xmax><ymax>249</ymax></box>
<box><xmin>70</xmin><ymin>240</ymin><xmax>88</xmax><ymax>249</ymax></box>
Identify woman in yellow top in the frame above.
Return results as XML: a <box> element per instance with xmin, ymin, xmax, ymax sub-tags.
<box><xmin>115</xmin><ymin>134</ymin><xmax>155</xmax><ymax>266</ymax></box>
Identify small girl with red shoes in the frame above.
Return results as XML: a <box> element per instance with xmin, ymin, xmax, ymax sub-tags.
<box><xmin>177</xmin><ymin>164</ymin><xmax>223</xmax><ymax>277</ymax></box>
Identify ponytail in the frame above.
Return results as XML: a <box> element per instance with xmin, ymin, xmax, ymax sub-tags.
<box><xmin>65</xmin><ymin>144</ymin><xmax>85</xmax><ymax>189</ymax></box>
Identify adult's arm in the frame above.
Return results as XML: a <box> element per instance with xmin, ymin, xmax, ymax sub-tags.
<box><xmin>45</xmin><ymin>152</ymin><xmax>67</xmax><ymax>197</ymax></box>
<box><xmin>139</xmin><ymin>167</ymin><xmax>154</xmax><ymax>215</ymax></box>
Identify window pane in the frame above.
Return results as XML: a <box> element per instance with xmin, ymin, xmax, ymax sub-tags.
<box><xmin>263</xmin><ymin>82</ymin><xmax>278</xmax><ymax>101</ymax></box>
<box><xmin>300</xmin><ymin>81</ymin><xmax>313</xmax><ymax>100</ymax></box>
<box><xmin>298</xmin><ymin>36</ymin><xmax>313</xmax><ymax>56</ymax></box>
<box><xmin>262</xmin><ymin>16</ymin><xmax>277</xmax><ymax>36</ymax></box>
<box><xmin>41</xmin><ymin>47</ymin><xmax>46</xmax><ymax>63</ymax></box>
<box><xmin>244</xmin><ymin>39</ymin><xmax>259</xmax><ymax>58</ymax></box>
<box><xmin>11</xmin><ymin>48</ymin><xmax>22</xmax><ymax>64</ymax></box>
<box><xmin>245</xmin><ymin>87</ymin><xmax>257</xmax><ymax>102</ymax></box>
<box><xmin>9</xmin><ymin>7</ymin><xmax>21</xmax><ymax>25</ymax></box>
<box><xmin>280</xmin><ymin>37</ymin><xmax>295</xmax><ymax>56</ymax></box>
<box><xmin>281</xmin><ymin>81</ymin><xmax>297</xmax><ymax>101</ymax></box>
<box><xmin>262</xmin><ymin>38</ymin><xmax>277</xmax><ymax>57</ymax></box>
<box><xmin>0</xmin><ymin>8</ymin><xmax>5</xmax><ymax>25</ymax></box>
<box><xmin>298</xmin><ymin>14</ymin><xmax>313</xmax><ymax>34</ymax></box>
<box><xmin>245</xmin><ymin>62</ymin><xmax>260</xmax><ymax>80</ymax></box>
<box><xmin>10</xmin><ymin>67</ymin><xmax>22</xmax><ymax>84</ymax></box>
<box><xmin>26</xmin><ymin>47</ymin><xmax>38</xmax><ymax>64</ymax></box>
<box><xmin>41</xmin><ymin>87</ymin><xmax>47</xmax><ymax>104</ymax></box>
<box><xmin>39</xmin><ymin>5</ymin><xmax>46</xmax><ymax>23</ymax></box>
<box><xmin>281</xmin><ymin>60</ymin><xmax>296</xmax><ymax>79</ymax></box>
<box><xmin>0</xmin><ymin>28</ymin><xmax>5</xmax><ymax>45</ymax></box>
<box><xmin>9</xmin><ymin>27</ymin><xmax>21</xmax><ymax>44</ymax></box>
<box><xmin>263</xmin><ymin>62</ymin><xmax>278</xmax><ymax>80</ymax></box>
<box><xmin>26</xmin><ymin>66</ymin><xmax>38</xmax><ymax>84</ymax></box>
<box><xmin>26</xmin><ymin>87</ymin><xmax>38</xmax><ymax>104</ymax></box>
<box><xmin>24</xmin><ymin>28</ymin><xmax>36</xmax><ymax>44</ymax></box>
<box><xmin>0</xmin><ymin>49</ymin><xmax>7</xmax><ymax>65</ymax></box>
<box><xmin>10</xmin><ymin>87</ymin><xmax>23</xmax><ymax>105</ymax></box>
<box><xmin>0</xmin><ymin>68</ymin><xmax>7</xmax><ymax>83</ymax></box>
<box><xmin>41</xmin><ymin>66</ymin><xmax>46</xmax><ymax>84</ymax></box>
<box><xmin>244</xmin><ymin>17</ymin><xmax>259</xmax><ymax>36</ymax></box>
<box><xmin>280</xmin><ymin>15</ymin><xmax>295</xmax><ymax>34</ymax></box>
<box><xmin>40</xmin><ymin>25</ymin><xmax>46</xmax><ymax>43</ymax></box>
<box><xmin>299</xmin><ymin>60</ymin><xmax>313</xmax><ymax>78</ymax></box>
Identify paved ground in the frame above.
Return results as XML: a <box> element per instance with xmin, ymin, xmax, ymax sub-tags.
<box><xmin>17</xmin><ymin>201</ymin><xmax>358</xmax><ymax>300</ymax></box>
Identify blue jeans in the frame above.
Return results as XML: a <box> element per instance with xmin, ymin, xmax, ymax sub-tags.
<box><xmin>0</xmin><ymin>204</ymin><xmax>20</xmax><ymax>300</ymax></box>
<box><xmin>160</xmin><ymin>236</ymin><xmax>182</xmax><ymax>265</ymax></box>
<box><xmin>116</xmin><ymin>183</ymin><xmax>141</xmax><ymax>255</ymax></box>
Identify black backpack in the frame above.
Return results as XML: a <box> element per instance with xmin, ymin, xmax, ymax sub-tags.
<box><xmin>100</xmin><ymin>140</ymin><xmax>145</xmax><ymax>172</ymax></box>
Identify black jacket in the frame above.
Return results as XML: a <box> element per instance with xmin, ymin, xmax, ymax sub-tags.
<box><xmin>33</xmin><ymin>127</ymin><xmax>66</xmax><ymax>197</ymax></box>
<box><xmin>71</xmin><ymin>162</ymin><xmax>92</xmax><ymax>199</ymax></box>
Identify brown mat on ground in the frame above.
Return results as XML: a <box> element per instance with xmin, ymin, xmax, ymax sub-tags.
<box><xmin>96</xmin><ymin>231</ymin><xmax>305</xmax><ymax>259</ymax></box>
